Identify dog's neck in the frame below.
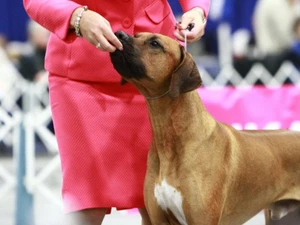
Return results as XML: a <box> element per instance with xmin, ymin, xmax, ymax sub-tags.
<box><xmin>146</xmin><ymin>90</ymin><xmax>217</xmax><ymax>159</ymax></box>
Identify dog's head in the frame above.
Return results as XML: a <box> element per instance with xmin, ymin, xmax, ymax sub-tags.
<box><xmin>110</xmin><ymin>31</ymin><xmax>202</xmax><ymax>98</ymax></box>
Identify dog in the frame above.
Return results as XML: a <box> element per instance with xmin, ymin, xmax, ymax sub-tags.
<box><xmin>110</xmin><ymin>31</ymin><xmax>300</xmax><ymax>225</ymax></box>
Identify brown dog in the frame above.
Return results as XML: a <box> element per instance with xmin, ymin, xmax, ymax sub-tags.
<box><xmin>110</xmin><ymin>31</ymin><xmax>300</xmax><ymax>225</ymax></box>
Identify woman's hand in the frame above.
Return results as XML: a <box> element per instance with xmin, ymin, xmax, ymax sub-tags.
<box><xmin>70</xmin><ymin>7</ymin><xmax>123</xmax><ymax>52</ymax></box>
<box><xmin>174</xmin><ymin>7</ymin><xmax>207</xmax><ymax>43</ymax></box>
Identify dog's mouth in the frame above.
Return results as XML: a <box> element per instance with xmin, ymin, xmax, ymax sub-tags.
<box><xmin>110</xmin><ymin>31</ymin><xmax>146</xmax><ymax>80</ymax></box>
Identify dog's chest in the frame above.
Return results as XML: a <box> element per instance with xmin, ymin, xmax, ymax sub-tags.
<box><xmin>154</xmin><ymin>178</ymin><xmax>188</xmax><ymax>225</ymax></box>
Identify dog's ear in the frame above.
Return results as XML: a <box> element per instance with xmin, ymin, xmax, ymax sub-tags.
<box><xmin>169</xmin><ymin>47</ymin><xmax>202</xmax><ymax>98</ymax></box>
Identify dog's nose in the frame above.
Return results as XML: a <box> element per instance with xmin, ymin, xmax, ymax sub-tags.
<box><xmin>115</xmin><ymin>31</ymin><xmax>130</xmax><ymax>41</ymax></box>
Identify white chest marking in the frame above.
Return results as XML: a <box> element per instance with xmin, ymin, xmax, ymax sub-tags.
<box><xmin>154</xmin><ymin>179</ymin><xmax>188</xmax><ymax>225</ymax></box>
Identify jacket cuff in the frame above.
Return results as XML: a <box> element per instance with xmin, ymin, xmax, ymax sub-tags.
<box><xmin>179</xmin><ymin>0</ymin><xmax>210</xmax><ymax>17</ymax></box>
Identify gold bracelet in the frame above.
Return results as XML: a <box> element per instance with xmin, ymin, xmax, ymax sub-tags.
<box><xmin>74</xmin><ymin>6</ymin><xmax>88</xmax><ymax>37</ymax></box>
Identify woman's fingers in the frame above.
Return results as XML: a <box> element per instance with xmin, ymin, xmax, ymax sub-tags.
<box><xmin>174</xmin><ymin>8</ymin><xmax>206</xmax><ymax>43</ymax></box>
<box><xmin>77</xmin><ymin>10</ymin><xmax>123</xmax><ymax>52</ymax></box>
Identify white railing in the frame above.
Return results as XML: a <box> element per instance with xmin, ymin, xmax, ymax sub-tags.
<box><xmin>0</xmin><ymin>47</ymin><xmax>22</xmax><ymax>201</ymax></box>
<box><xmin>0</xmin><ymin>46</ymin><xmax>62</xmax><ymax>223</ymax></box>
<box><xmin>20</xmin><ymin>80</ymin><xmax>61</xmax><ymax>207</ymax></box>
<box><xmin>197</xmin><ymin>61</ymin><xmax>300</xmax><ymax>87</ymax></box>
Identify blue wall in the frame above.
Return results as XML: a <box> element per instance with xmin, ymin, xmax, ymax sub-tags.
<box><xmin>0</xmin><ymin>0</ymin><xmax>29</xmax><ymax>42</ymax></box>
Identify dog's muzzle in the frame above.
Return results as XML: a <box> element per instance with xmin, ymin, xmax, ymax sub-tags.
<box><xmin>110</xmin><ymin>31</ymin><xmax>146</xmax><ymax>80</ymax></box>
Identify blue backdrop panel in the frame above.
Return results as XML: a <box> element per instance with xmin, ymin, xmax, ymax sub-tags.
<box><xmin>0</xmin><ymin>0</ymin><xmax>29</xmax><ymax>41</ymax></box>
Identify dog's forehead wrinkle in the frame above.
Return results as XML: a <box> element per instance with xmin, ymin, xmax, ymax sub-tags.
<box><xmin>148</xmin><ymin>35</ymin><xmax>159</xmax><ymax>41</ymax></box>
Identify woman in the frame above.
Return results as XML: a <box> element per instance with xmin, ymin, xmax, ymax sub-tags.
<box><xmin>23</xmin><ymin>0</ymin><xmax>210</xmax><ymax>224</ymax></box>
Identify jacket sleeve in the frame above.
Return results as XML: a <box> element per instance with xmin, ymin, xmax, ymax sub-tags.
<box><xmin>178</xmin><ymin>0</ymin><xmax>210</xmax><ymax>17</ymax></box>
<box><xmin>23</xmin><ymin>0</ymin><xmax>81</xmax><ymax>40</ymax></box>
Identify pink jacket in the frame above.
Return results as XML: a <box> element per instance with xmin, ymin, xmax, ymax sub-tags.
<box><xmin>23</xmin><ymin>0</ymin><xmax>210</xmax><ymax>83</ymax></box>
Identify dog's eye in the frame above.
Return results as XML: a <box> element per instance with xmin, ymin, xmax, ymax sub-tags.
<box><xmin>150</xmin><ymin>41</ymin><xmax>160</xmax><ymax>48</ymax></box>
<box><xmin>147</xmin><ymin>37</ymin><xmax>165</xmax><ymax>51</ymax></box>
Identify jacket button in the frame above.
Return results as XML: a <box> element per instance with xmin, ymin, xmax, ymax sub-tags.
<box><xmin>122</xmin><ymin>17</ymin><xmax>132</xmax><ymax>28</ymax></box>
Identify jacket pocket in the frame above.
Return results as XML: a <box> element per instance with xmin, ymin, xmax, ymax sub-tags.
<box><xmin>145</xmin><ymin>0</ymin><xmax>171</xmax><ymax>24</ymax></box>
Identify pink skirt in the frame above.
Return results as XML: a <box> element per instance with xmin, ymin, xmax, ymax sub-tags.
<box><xmin>48</xmin><ymin>74</ymin><xmax>151</xmax><ymax>213</ymax></box>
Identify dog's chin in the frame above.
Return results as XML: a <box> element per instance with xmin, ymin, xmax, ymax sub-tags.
<box><xmin>109</xmin><ymin>51</ymin><xmax>128</xmax><ymax>84</ymax></box>
<box><xmin>110</xmin><ymin>50</ymin><xmax>133</xmax><ymax>79</ymax></box>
